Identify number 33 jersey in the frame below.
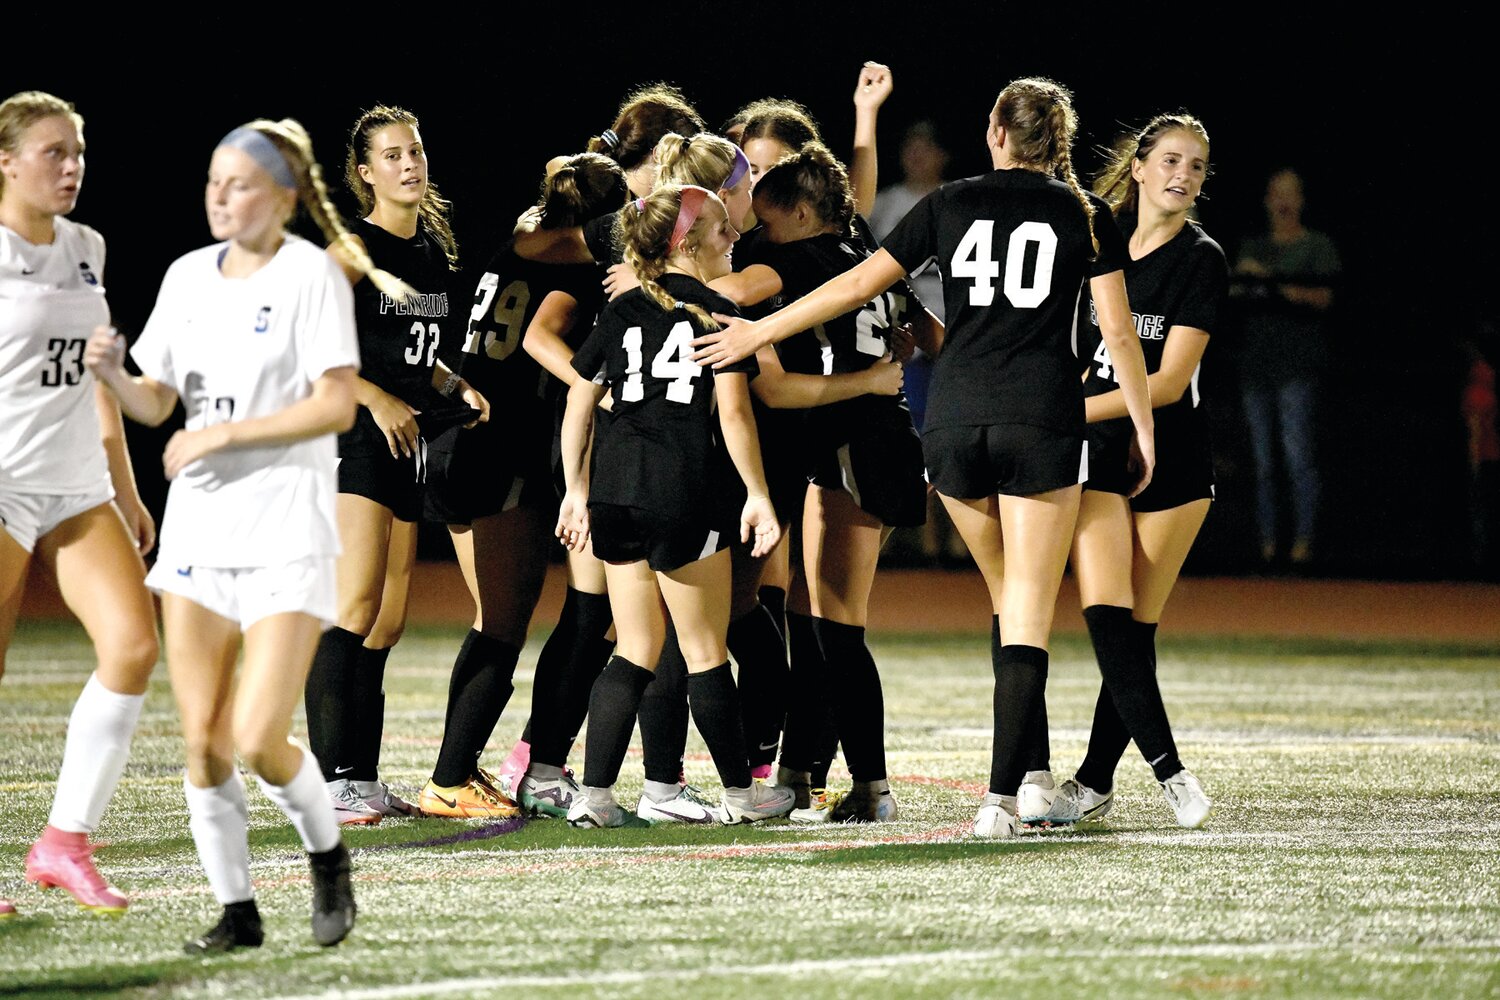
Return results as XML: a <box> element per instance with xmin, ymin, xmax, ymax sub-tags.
<box><xmin>881</xmin><ymin>170</ymin><xmax>1127</xmax><ymax>436</ymax></box>
<box><xmin>571</xmin><ymin>273</ymin><xmax>758</xmax><ymax>520</ymax></box>
<box><xmin>0</xmin><ymin>217</ymin><xmax>111</xmax><ymax>495</ymax></box>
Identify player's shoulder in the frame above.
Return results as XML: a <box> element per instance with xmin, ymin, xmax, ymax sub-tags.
<box><xmin>1181</xmin><ymin>221</ymin><xmax>1227</xmax><ymax>267</ymax></box>
<box><xmin>54</xmin><ymin>216</ymin><xmax>106</xmax><ymax>256</ymax></box>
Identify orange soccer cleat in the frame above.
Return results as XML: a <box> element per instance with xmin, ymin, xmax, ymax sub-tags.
<box><xmin>418</xmin><ymin>776</ymin><xmax>521</xmax><ymax>819</ymax></box>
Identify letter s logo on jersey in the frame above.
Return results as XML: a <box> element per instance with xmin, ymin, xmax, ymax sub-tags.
<box><xmin>255</xmin><ymin>306</ymin><xmax>271</xmax><ymax>333</ymax></box>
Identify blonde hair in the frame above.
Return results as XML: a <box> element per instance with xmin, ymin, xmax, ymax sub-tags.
<box><xmin>1094</xmin><ymin>113</ymin><xmax>1212</xmax><ymax>218</ymax></box>
<box><xmin>0</xmin><ymin>91</ymin><xmax>84</xmax><ymax>199</ymax></box>
<box><xmin>344</xmin><ymin>104</ymin><xmax>459</xmax><ymax>270</ymax></box>
<box><xmin>991</xmin><ymin>78</ymin><xmax>1097</xmax><ymax>254</ymax></box>
<box><xmin>653</xmin><ymin>132</ymin><xmax>739</xmax><ymax>191</ymax></box>
<box><xmin>619</xmin><ymin>184</ymin><xmax>721</xmax><ymax>330</ymax></box>
<box><xmin>237</xmin><ymin>118</ymin><xmax>416</xmax><ymax>302</ymax></box>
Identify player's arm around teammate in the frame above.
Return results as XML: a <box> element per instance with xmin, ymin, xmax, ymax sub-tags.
<box><xmin>87</xmin><ymin>119</ymin><xmax>388</xmax><ymax>953</ymax></box>
<box><xmin>1</xmin><ymin>91</ymin><xmax>160</xmax><ymax>919</ymax></box>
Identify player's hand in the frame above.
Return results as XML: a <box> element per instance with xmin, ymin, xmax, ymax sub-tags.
<box><xmin>603</xmin><ymin>262</ymin><xmax>640</xmax><ymax>301</ymax></box>
<box><xmin>113</xmin><ymin>493</ymin><xmax>156</xmax><ymax>556</ymax></box>
<box><xmin>556</xmin><ymin>490</ymin><xmax>591</xmax><ymax>551</ymax></box>
<box><xmin>853</xmin><ymin>61</ymin><xmax>893</xmax><ymax>112</ymax></box>
<box><xmin>889</xmin><ymin>321</ymin><xmax>916</xmax><ymax>365</ymax></box>
<box><xmin>459</xmin><ymin>382</ymin><xmax>490</xmax><ymax>426</ymax></box>
<box><xmin>740</xmin><ymin>493</ymin><xmax>781</xmax><ymax>558</ymax></box>
<box><xmin>83</xmin><ymin>325</ymin><xmax>126</xmax><ymax>381</ymax></box>
<box><xmin>367</xmin><ymin>387</ymin><xmax>420</xmax><ymax>458</ymax></box>
<box><xmin>162</xmin><ymin>424</ymin><xmax>230</xmax><ymax>480</ymax></box>
<box><xmin>693</xmin><ymin>314</ymin><xmax>765</xmax><ymax>368</ymax></box>
<box><xmin>1126</xmin><ymin>431</ymin><xmax>1156</xmax><ymax>498</ymax></box>
<box><xmin>862</xmin><ymin>353</ymin><xmax>904</xmax><ymax>397</ymax></box>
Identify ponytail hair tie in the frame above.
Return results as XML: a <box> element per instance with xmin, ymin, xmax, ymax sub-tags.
<box><xmin>600</xmin><ymin>128</ymin><xmax>620</xmax><ymax>150</ymax></box>
<box><xmin>634</xmin><ymin>197</ymin><xmax>646</xmax><ymax>213</ymax></box>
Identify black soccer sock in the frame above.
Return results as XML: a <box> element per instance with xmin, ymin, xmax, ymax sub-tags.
<box><xmin>520</xmin><ymin>586</ymin><xmax>584</xmax><ymax>748</ymax></box>
<box><xmin>638</xmin><ymin>624</ymin><xmax>690</xmax><ymax>785</ymax></box>
<box><xmin>353</xmin><ymin>645</ymin><xmax>392</xmax><ymax>782</ymax></box>
<box><xmin>814</xmin><ymin>617</ymin><xmax>887</xmax><ymax>783</ymax></box>
<box><xmin>988</xmin><ymin>616</ymin><xmax>1051</xmax><ymax>775</ymax></box>
<box><xmin>686</xmin><ymin>663</ymin><xmax>753</xmax><ymax>789</ymax></box>
<box><xmin>542</xmin><ymin>591</ymin><xmax>614</xmax><ymax>767</ymax></box>
<box><xmin>1074</xmin><ymin>620</ymin><xmax>1158</xmax><ymax>793</ymax></box>
<box><xmin>779</xmin><ymin>611</ymin><xmax>828</xmax><ymax>773</ymax></box>
<box><xmin>757</xmin><ymin>585</ymin><xmax>788</xmax><ymax>644</ymax></box>
<box><xmin>431</xmin><ymin>631</ymin><xmax>520</xmax><ymax>787</ymax></box>
<box><xmin>728</xmin><ymin>602</ymin><xmax>790</xmax><ymax>768</ymax></box>
<box><xmin>304</xmin><ymin>627</ymin><xmax>364</xmax><ymax>781</ymax></box>
<box><xmin>989</xmin><ymin>643</ymin><xmax>1049</xmax><ymax>796</ymax></box>
<box><xmin>1081</xmin><ymin>605</ymin><xmax>1181</xmax><ymax>782</ymax></box>
<box><xmin>581</xmin><ymin>655</ymin><xmax>655</xmax><ymax>789</ymax></box>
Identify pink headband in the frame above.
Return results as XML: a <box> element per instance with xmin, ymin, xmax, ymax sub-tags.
<box><xmin>669</xmin><ymin>186</ymin><xmax>712</xmax><ymax>251</ymax></box>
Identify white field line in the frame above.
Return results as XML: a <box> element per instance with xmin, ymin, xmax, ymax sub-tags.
<box><xmin>273</xmin><ymin>940</ymin><xmax>1500</xmax><ymax>1000</ymax></box>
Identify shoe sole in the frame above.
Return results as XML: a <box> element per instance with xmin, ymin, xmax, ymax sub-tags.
<box><xmin>420</xmin><ymin>804</ymin><xmax>520</xmax><ymax>819</ymax></box>
<box><xmin>520</xmin><ymin>794</ymin><xmax>573</xmax><ymax>819</ymax></box>
<box><xmin>334</xmin><ymin>813</ymin><xmax>382</xmax><ymax>826</ymax></box>
<box><xmin>788</xmin><ymin>809</ymin><xmax>833</xmax><ymax>824</ymax></box>
<box><xmin>26</xmin><ymin>875</ymin><xmax>127</xmax><ymax>914</ymax></box>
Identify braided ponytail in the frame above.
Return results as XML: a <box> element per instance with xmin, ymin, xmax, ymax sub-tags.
<box><xmin>618</xmin><ymin>186</ymin><xmax>719</xmax><ymax>331</ymax></box>
<box><xmin>992</xmin><ymin>78</ymin><xmax>1096</xmax><ymax>256</ymax></box>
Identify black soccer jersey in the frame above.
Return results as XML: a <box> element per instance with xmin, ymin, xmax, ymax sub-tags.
<box><xmin>881</xmin><ymin>170</ymin><xmax>1127</xmax><ymax>435</ymax></box>
<box><xmin>756</xmin><ymin>229</ymin><xmax>919</xmax><ymax>440</ymax></box>
<box><xmin>459</xmin><ymin>240</ymin><xmax>605</xmax><ymax>429</ymax></box>
<box><xmin>1079</xmin><ymin>218</ymin><xmax>1227</xmax><ymax>474</ymax></box>
<box><xmin>341</xmin><ymin>219</ymin><xmax>453</xmax><ymax>457</ymax></box>
<box><xmin>571</xmin><ymin>273</ymin><xmax>758</xmax><ymax>520</ymax></box>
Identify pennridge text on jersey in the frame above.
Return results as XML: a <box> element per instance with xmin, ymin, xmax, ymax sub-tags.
<box><xmin>1088</xmin><ymin>298</ymin><xmax>1166</xmax><ymax>340</ymax></box>
<box><xmin>377</xmin><ymin>291</ymin><xmax>448</xmax><ymax>317</ymax></box>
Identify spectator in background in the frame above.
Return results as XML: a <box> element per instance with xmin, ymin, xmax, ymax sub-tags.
<box><xmin>1461</xmin><ymin>332</ymin><xmax>1500</xmax><ymax>576</ymax></box>
<box><xmin>1231</xmin><ymin>167</ymin><xmax>1340</xmax><ymax>568</ymax></box>
<box><xmin>868</xmin><ymin>121</ymin><xmax>966</xmax><ymax>565</ymax></box>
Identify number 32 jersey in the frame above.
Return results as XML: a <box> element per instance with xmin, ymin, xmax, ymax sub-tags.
<box><xmin>571</xmin><ymin>273</ymin><xmax>758</xmax><ymax>520</ymax></box>
<box><xmin>0</xmin><ymin>217</ymin><xmax>111</xmax><ymax>495</ymax></box>
<box><xmin>881</xmin><ymin>170</ymin><xmax>1126</xmax><ymax>436</ymax></box>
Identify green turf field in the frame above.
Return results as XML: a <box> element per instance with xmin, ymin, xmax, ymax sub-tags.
<box><xmin>2</xmin><ymin>620</ymin><xmax>1497</xmax><ymax>998</ymax></box>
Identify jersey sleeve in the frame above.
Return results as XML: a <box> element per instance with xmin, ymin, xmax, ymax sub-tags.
<box><xmin>571</xmin><ymin>312</ymin><xmax>614</xmax><ymax>386</ymax></box>
<box><xmin>130</xmin><ymin>259</ymin><xmax>185</xmax><ymax>388</ymax></box>
<box><xmin>298</xmin><ymin>251</ymin><xmax>361</xmax><ymax>383</ymax></box>
<box><xmin>880</xmin><ymin>189</ymin><xmax>940</xmax><ymax>275</ymax></box>
<box><xmin>1087</xmin><ymin>197</ymin><xmax>1129</xmax><ymax>277</ymax></box>
<box><xmin>1175</xmin><ymin>239</ymin><xmax>1230</xmax><ymax>335</ymax></box>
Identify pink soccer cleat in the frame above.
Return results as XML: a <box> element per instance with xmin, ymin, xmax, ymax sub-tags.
<box><xmin>25</xmin><ymin>827</ymin><xmax>128</xmax><ymax>914</ymax></box>
<box><xmin>493</xmin><ymin>739</ymin><xmax>531</xmax><ymax>800</ymax></box>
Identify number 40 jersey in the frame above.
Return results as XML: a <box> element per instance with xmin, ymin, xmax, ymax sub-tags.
<box><xmin>0</xmin><ymin>216</ymin><xmax>111</xmax><ymax>495</ymax></box>
<box><xmin>881</xmin><ymin>170</ymin><xmax>1127</xmax><ymax>437</ymax></box>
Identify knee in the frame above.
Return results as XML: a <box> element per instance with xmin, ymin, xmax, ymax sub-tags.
<box><xmin>677</xmin><ymin>636</ymin><xmax>728</xmax><ymax>673</ymax></box>
<box><xmin>337</xmin><ymin>604</ymin><xmax>378</xmax><ymax>636</ymax></box>
<box><xmin>105</xmin><ymin>628</ymin><xmax>159</xmax><ymax>678</ymax></box>
<box><xmin>181</xmin><ymin>728</ymin><xmax>231</xmax><ymax>778</ymax></box>
<box><xmin>231</xmin><ymin>717</ymin><xmax>287</xmax><ymax>777</ymax></box>
<box><xmin>366</xmin><ymin>619</ymin><xmax>406</xmax><ymax>648</ymax></box>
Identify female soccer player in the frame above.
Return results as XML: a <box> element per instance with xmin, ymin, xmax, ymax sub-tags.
<box><xmin>1039</xmin><ymin>113</ymin><xmax>1223</xmax><ymax>829</ymax></box>
<box><xmin>85</xmin><ymin>117</ymin><xmax>382</xmax><ymax>951</ymax></box>
<box><xmin>694</xmin><ymin>78</ymin><xmax>1156</xmax><ymax>839</ymax></box>
<box><xmin>1</xmin><ymin>90</ymin><xmax>159</xmax><ymax>918</ymax></box>
<box><xmin>303</xmin><ymin>105</ymin><xmax>488</xmax><ymax>825</ymax></box>
<box><xmin>719</xmin><ymin>143</ymin><xmax>938</xmax><ymax>822</ymax></box>
<box><xmin>556</xmin><ymin>185</ymin><xmax>795</xmax><ymax>828</ymax></box>
<box><xmin>423</xmin><ymin>151</ymin><xmax>627</xmax><ymax>819</ymax></box>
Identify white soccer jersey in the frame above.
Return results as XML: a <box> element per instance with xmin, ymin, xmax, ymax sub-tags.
<box><xmin>0</xmin><ymin>217</ymin><xmax>112</xmax><ymax>494</ymax></box>
<box><xmin>132</xmin><ymin>236</ymin><xmax>359</xmax><ymax>568</ymax></box>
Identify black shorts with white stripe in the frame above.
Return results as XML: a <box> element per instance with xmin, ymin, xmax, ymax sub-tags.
<box><xmin>338</xmin><ymin>448</ymin><xmax>426</xmax><ymax>523</ymax></box>
<box><xmin>424</xmin><ymin>420</ymin><xmax>555</xmax><ymax>526</ymax></box>
<box><xmin>588</xmin><ymin>502</ymin><xmax>733</xmax><ymax>573</ymax></box>
<box><xmin>806</xmin><ymin>425</ymin><xmax>927</xmax><ymax>528</ymax></box>
<box><xmin>922</xmin><ymin>423</ymin><xmax>1087</xmax><ymax>500</ymax></box>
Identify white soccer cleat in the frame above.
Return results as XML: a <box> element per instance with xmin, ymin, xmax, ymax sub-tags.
<box><xmin>636</xmin><ymin>784</ymin><xmax>718</xmax><ymax>824</ymax></box>
<box><xmin>568</xmin><ymin>790</ymin><xmax>649</xmax><ymax>829</ymax></box>
<box><xmin>1161</xmin><ymin>769</ymin><xmax>1211</xmax><ymax>828</ymax></box>
<box><xmin>352</xmin><ymin>779</ymin><xmax>419</xmax><ymax>817</ymax></box>
<box><xmin>720</xmin><ymin>781</ymin><xmax>796</xmax><ymax>824</ymax></box>
<box><xmin>1042</xmin><ymin>778</ymin><xmax>1114</xmax><ymax>826</ymax></box>
<box><xmin>1016</xmin><ymin>770</ymin><xmax>1057</xmax><ymax>827</ymax></box>
<box><xmin>972</xmin><ymin>803</ymin><xmax>1018</xmax><ymax>839</ymax></box>
<box><xmin>326</xmin><ymin>779</ymin><xmax>382</xmax><ymax>826</ymax></box>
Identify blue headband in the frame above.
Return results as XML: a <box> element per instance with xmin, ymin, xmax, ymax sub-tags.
<box><xmin>218</xmin><ymin>126</ymin><xmax>297</xmax><ymax>190</ymax></box>
<box><xmin>723</xmin><ymin>146</ymin><xmax>749</xmax><ymax>191</ymax></box>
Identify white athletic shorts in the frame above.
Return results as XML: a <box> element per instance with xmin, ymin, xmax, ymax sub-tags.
<box><xmin>0</xmin><ymin>483</ymin><xmax>115</xmax><ymax>554</ymax></box>
<box><xmin>145</xmin><ymin>556</ymin><xmax>336</xmax><ymax>630</ymax></box>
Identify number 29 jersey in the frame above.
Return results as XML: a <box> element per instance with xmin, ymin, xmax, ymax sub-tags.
<box><xmin>881</xmin><ymin>169</ymin><xmax>1127</xmax><ymax>436</ymax></box>
<box><xmin>571</xmin><ymin>273</ymin><xmax>758</xmax><ymax>521</ymax></box>
<box><xmin>0</xmin><ymin>217</ymin><xmax>111</xmax><ymax>495</ymax></box>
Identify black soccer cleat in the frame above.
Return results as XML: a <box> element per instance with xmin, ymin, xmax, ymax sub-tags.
<box><xmin>308</xmin><ymin>842</ymin><xmax>356</xmax><ymax>947</ymax></box>
<box><xmin>185</xmin><ymin>900</ymin><xmax>264</xmax><ymax>955</ymax></box>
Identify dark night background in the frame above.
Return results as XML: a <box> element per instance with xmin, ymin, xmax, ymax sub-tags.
<box><xmin>8</xmin><ymin>7</ymin><xmax>1494</xmax><ymax>581</ymax></box>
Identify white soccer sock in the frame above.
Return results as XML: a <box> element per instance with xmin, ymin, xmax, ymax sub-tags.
<box><xmin>255</xmin><ymin>746</ymin><xmax>341</xmax><ymax>854</ymax></box>
<box><xmin>642</xmin><ymin>779</ymin><xmax>681</xmax><ymax>804</ymax></box>
<box><xmin>184</xmin><ymin>771</ymin><xmax>254</xmax><ymax>905</ymax></box>
<box><xmin>47</xmin><ymin>674</ymin><xmax>145</xmax><ymax>833</ymax></box>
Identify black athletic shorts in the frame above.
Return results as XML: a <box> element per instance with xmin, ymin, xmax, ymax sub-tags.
<box><xmin>588</xmin><ymin>502</ymin><xmax>733</xmax><ymax>573</ymax></box>
<box><xmin>922</xmin><ymin>423</ymin><xmax>1086</xmax><ymax>500</ymax></box>
<box><xmin>425</xmin><ymin>420</ymin><xmax>554</xmax><ymax>525</ymax></box>
<box><xmin>806</xmin><ymin>424</ymin><xmax>927</xmax><ymax>527</ymax></box>
<box><xmin>339</xmin><ymin>448</ymin><xmax>425</xmax><ymax>523</ymax></box>
<box><xmin>757</xmin><ymin>406</ymin><xmax>809</xmax><ymax>524</ymax></box>
<box><xmin>1085</xmin><ymin>432</ymin><xmax>1214</xmax><ymax>513</ymax></box>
